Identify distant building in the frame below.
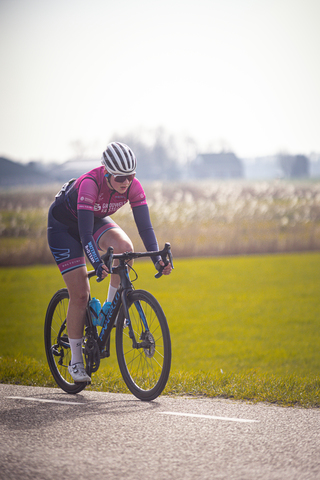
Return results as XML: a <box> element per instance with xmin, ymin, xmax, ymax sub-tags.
<box><xmin>310</xmin><ymin>158</ymin><xmax>320</xmax><ymax>177</ymax></box>
<box><xmin>191</xmin><ymin>152</ymin><xmax>244</xmax><ymax>179</ymax></box>
<box><xmin>278</xmin><ymin>154</ymin><xmax>309</xmax><ymax>178</ymax></box>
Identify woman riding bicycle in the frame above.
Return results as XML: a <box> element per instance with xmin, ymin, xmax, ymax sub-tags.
<box><xmin>47</xmin><ymin>142</ymin><xmax>172</xmax><ymax>383</ymax></box>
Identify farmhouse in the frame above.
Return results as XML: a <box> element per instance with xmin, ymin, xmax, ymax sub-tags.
<box><xmin>191</xmin><ymin>152</ymin><xmax>244</xmax><ymax>179</ymax></box>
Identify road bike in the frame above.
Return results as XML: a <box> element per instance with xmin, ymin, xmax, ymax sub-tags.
<box><xmin>44</xmin><ymin>243</ymin><xmax>173</xmax><ymax>401</ymax></box>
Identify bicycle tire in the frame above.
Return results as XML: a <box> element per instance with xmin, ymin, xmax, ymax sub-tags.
<box><xmin>44</xmin><ymin>288</ymin><xmax>86</xmax><ymax>394</ymax></box>
<box><xmin>116</xmin><ymin>289</ymin><xmax>171</xmax><ymax>401</ymax></box>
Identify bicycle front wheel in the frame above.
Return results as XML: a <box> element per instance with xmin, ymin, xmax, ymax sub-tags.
<box><xmin>44</xmin><ymin>288</ymin><xmax>86</xmax><ymax>394</ymax></box>
<box><xmin>116</xmin><ymin>290</ymin><xmax>171</xmax><ymax>401</ymax></box>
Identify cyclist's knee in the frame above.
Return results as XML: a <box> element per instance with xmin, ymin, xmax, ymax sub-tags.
<box><xmin>69</xmin><ymin>289</ymin><xmax>89</xmax><ymax>308</ymax></box>
<box><xmin>115</xmin><ymin>237</ymin><xmax>133</xmax><ymax>254</ymax></box>
<box><xmin>100</xmin><ymin>229</ymin><xmax>133</xmax><ymax>253</ymax></box>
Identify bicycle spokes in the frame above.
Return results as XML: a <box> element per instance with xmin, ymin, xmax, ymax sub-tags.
<box><xmin>116</xmin><ymin>290</ymin><xmax>171</xmax><ymax>400</ymax></box>
<box><xmin>45</xmin><ymin>289</ymin><xmax>86</xmax><ymax>394</ymax></box>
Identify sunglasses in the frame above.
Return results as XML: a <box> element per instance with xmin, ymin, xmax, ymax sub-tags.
<box><xmin>113</xmin><ymin>174</ymin><xmax>135</xmax><ymax>183</ymax></box>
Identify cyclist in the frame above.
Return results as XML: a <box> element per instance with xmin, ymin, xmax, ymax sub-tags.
<box><xmin>47</xmin><ymin>142</ymin><xmax>172</xmax><ymax>382</ymax></box>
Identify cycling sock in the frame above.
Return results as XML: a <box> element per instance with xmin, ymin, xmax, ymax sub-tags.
<box><xmin>107</xmin><ymin>284</ymin><xmax>117</xmax><ymax>303</ymax></box>
<box><xmin>69</xmin><ymin>338</ymin><xmax>83</xmax><ymax>365</ymax></box>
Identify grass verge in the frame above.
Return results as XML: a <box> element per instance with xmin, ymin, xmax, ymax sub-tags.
<box><xmin>1</xmin><ymin>253</ymin><xmax>319</xmax><ymax>408</ymax></box>
<box><xmin>1</xmin><ymin>356</ymin><xmax>318</xmax><ymax>408</ymax></box>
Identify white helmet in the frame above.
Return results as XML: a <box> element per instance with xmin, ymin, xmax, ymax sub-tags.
<box><xmin>101</xmin><ymin>142</ymin><xmax>137</xmax><ymax>175</ymax></box>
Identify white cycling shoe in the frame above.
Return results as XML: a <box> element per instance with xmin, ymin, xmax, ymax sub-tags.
<box><xmin>68</xmin><ymin>362</ymin><xmax>91</xmax><ymax>383</ymax></box>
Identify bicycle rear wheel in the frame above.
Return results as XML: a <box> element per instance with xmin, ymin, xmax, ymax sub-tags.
<box><xmin>44</xmin><ymin>288</ymin><xmax>86</xmax><ymax>394</ymax></box>
<box><xmin>116</xmin><ymin>290</ymin><xmax>171</xmax><ymax>401</ymax></box>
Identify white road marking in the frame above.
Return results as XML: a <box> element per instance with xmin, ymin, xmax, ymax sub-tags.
<box><xmin>7</xmin><ymin>396</ymin><xmax>84</xmax><ymax>405</ymax></box>
<box><xmin>159</xmin><ymin>411</ymin><xmax>259</xmax><ymax>423</ymax></box>
<box><xmin>5</xmin><ymin>398</ymin><xmax>258</xmax><ymax>422</ymax></box>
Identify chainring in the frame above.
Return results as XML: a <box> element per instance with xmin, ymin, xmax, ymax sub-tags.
<box><xmin>83</xmin><ymin>336</ymin><xmax>100</xmax><ymax>374</ymax></box>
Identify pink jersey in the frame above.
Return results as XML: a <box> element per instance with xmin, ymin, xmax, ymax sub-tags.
<box><xmin>49</xmin><ymin>166</ymin><xmax>161</xmax><ymax>274</ymax></box>
<box><xmin>66</xmin><ymin>166</ymin><xmax>147</xmax><ymax>218</ymax></box>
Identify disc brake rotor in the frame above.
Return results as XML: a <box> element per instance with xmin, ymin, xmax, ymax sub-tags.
<box><xmin>143</xmin><ymin>332</ymin><xmax>155</xmax><ymax>358</ymax></box>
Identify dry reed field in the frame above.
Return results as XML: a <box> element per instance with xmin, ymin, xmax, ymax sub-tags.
<box><xmin>0</xmin><ymin>179</ymin><xmax>320</xmax><ymax>266</ymax></box>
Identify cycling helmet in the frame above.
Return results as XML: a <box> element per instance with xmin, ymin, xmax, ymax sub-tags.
<box><xmin>101</xmin><ymin>142</ymin><xmax>137</xmax><ymax>175</ymax></box>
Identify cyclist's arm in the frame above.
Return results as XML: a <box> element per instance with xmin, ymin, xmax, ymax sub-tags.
<box><xmin>132</xmin><ymin>204</ymin><xmax>161</xmax><ymax>265</ymax></box>
<box><xmin>78</xmin><ymin>209</ymin><xmax>104</xmax><ymax>274</ymax></box>
<box><xmin>75</xmin><ymin>175</ymin><xmax>106</xmax><ymax>276</ymax></box>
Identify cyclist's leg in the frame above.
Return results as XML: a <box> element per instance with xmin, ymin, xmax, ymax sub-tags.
<box><xmin>62</xmin><ymin>267</ymin><xmax>91</xmax><ymax>381</ymax></box>
<box><xmin>93</xmin><ymin>217</ymin><xmax>133</xmax><ymax>292</ymax></box>
<box><xmin>100</xmin><ymin>228</ymin><xmax>133</xmax><ymax>289</ymax></box>
<box><xmin>62</xmin><ymin>266</ymin><xmax>90</xmax><ymax>339</ymax></box>
<box><xmin>48</xmin><ymin>205</ymin><xmax>90</xmax><ymax>375</ymax></box>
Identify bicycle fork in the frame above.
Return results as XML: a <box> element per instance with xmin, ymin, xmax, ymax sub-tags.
<box><xmin>122</xmin><ymin>291</ymin><xmax>154</xmax><ymax>353</ymax></box>
<box><xmin>121</xmin><ymin>289</ymin><xmax>137</xmax><ymax>346</ymax></box>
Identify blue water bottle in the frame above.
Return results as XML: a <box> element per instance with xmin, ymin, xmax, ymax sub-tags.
<box><xmin>97</xmin><ymin>300</ymin><xmax>112</xmax><ymax>327</ymax></box>
<box><xmin>89</xmin><ymin>298</ymin><xmax>101</xmax><ymax>326</ymax></box>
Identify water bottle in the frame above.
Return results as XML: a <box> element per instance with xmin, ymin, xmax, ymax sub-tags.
<box><xmin>89</xmin><ymin>298</ymin><xmax>101</xmax><ymax>326</ymax></box>
<box><xmin>97</xmin><ymin>300</ymin><xmax>112</xmax><ymax>327</ymax></box>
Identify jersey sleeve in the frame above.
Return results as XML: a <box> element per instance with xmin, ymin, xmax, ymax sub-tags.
<box><xmin>77</xmin><ymin>209</ymin><xmax>103</xmax><ymax>272</ymax></box>
<box><xmin>77</xmin><ymin>176</ymin><xmax>99</xmax><ymax>212</ymax></box>
<box><xmin>132</xmin><ymin>204</ymin><xmax>161</xmax><ymax>265</ymax></box>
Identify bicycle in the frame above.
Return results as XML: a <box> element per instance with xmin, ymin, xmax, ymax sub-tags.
<box><xmin>44</xmin><ymin>243</ymin><xmax>173</xmax><ymax>401</ymax></box>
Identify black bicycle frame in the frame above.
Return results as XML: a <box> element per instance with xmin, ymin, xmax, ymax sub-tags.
<box><xmin>86</xmin><ymin>260</ymin><xmax>135</xmax><ymax>353</ymax></box>
<box><xmin>85</xmin><ymin>242</ymin><xmax>173</xmax><ymax>354</ymax></box>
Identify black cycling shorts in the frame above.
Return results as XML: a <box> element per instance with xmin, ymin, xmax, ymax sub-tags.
<box><xmin>47</xmin><ymin>202</ymin><xmax>118</xmax><ymax>275</ymax></box>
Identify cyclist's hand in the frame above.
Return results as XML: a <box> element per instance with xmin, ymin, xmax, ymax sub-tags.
<box><xmin>155</xmin><ymin>260</ymin><xmax>172</xmax><ymax>276</ymax></box>
<box><xmin>96</xmin><ymin>263</ymin><xmax>109</xmax><ymax>281</ymax></box>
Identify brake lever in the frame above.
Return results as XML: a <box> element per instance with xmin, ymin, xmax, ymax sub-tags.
<box><xmin>154</xmin><ymin>260</ymin><xmax>169</xmax><ymax>279</ymax></box>
<box><xmin>154</xmin><ymin>243</ymin><xmax>173</xmax><ymax>279</ymax></box>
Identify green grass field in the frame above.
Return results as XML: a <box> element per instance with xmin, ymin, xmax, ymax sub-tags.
<box><xmin>0</xmin><ymin>252</ymin><xmax>319</xmax><ymax>407</ymax></box>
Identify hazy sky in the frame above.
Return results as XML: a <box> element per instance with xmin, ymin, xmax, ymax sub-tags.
<box><xmin>1</xmin><ymin>0</ymin><xmax>319</xmax><ymax>163</ymax></box>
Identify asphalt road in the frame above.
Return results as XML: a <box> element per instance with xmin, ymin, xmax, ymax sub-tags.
<box><xmin>0</xmin><ymin>384</ymin><xmax>319</xmax><ymax>480</ymax></box>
